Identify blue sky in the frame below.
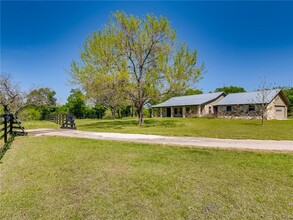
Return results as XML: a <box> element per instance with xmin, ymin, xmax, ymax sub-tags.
<box><xmin>1</xmin><ymin>1</ymin><xmax>293</xmax><ymax>104</ymax></box>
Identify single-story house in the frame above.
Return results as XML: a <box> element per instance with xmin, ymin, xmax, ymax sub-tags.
<box><xmin>152</xmin><ymin>92</ymin><xmax>225</xmax><ymax>118</ymax></box>
<box><xmin>215</xmin><ymin>89</ymin><xmax>290</xmax><ymax>120</ymax></box>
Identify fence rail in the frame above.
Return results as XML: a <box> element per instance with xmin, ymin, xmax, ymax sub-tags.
<box><xmin>0</xmin><ymin>114</ymin><xmax>27</xmax><ymax>143</ymax></box>
<box><xmin>45</xmin><ymin>114</ymin><xmax>77</xmax><ymax>129</ymax></box>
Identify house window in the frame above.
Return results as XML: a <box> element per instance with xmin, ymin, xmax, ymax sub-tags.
<box><xmin>248</xmin><ymin>105</ymin><xmax>255</xmax><ymax>112</ymax></box>
<box><xmin>226</xmin><ymin>106</ymin><xmax>232</xmax><ymax>112</ymax></box>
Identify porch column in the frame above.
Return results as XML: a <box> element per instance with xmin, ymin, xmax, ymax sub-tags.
<box><xmin>151</xmin><ymin>108</ymin><xmax>153</xmax><ymax>118</ymax></box>
<box><xmin>171</xmin><ymin>107</ymin><xmax>174</xmax><ymax>118</ymax></box>
<box><xmin>182</xmin><ymin>106</ymin><xmax>186</xmax><ymax>118</ymax></box>
<box><xmin>160</xmin><ymin>108</ymin><xmax>163</xmax><ymax>118</ymax></box>
<box><xmin>198</xmin><ymin>105</ymin><xmax>202</xmax><ymax>117</ymax></box>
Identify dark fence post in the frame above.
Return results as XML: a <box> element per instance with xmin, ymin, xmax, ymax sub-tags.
<box><xmin>1</xmin><ymin>113</ymin><xmax>26</xmax><ymax>145</ymax></box>
<box><xmin>4</xmin><ymin>114</ymin><xmax>8</xmax><ymax>143</ymax></box>
<box><xmin>9</xmin><ymin>114</ymin><xmax>13</xmax><ymax>134</ymax></box>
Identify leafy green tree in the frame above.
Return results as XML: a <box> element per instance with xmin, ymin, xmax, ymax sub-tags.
<box><xmin>183</xmin><ymin>88</ymin><xmax>203</xmax><ymax>96</ymax></box>
<box><xmin>83</xmin><ymin>104</ymin><xmax>107</xmax><ymax>119</ymax></box>
<box><xmin>84</xmin><ymin>106</ymin><xmax>96</xmax><ymax>118</ymax></box>
<box><xmin>69</xmin><ymin>15</ymin><xmax>127</xmax><ymax>119</ymax></box>
<box><xmin>18</xmin><ymin>106</ymin><xmax>42</xmax><ymax>121</ymax></box>
<box><xmin>55</xmin><ymin>105</ymin><xmax>69</xmax><ymax>114</ymax></box>
<box><xmin>66</xmin><ymin>89</ymin><xmax>86</xmax><ymax>119</ymax></box>
<box><xmin>120</xmin><ymin>105</ymin><xmax>131</xmax><ymax>118</ymax></box>
<box><xmin>27</xmin><ymin>87</ymin><xmax>57</xmax><ymax>106</ymax></box>
<box><xmin>93</xmin><ymin>104</ymin><xmax>107</xmax><ymax>119</ymax></box>
<box><xmin>69</xmin><ymin>11</ymin><xmax>203</xmax><ymax>125</ymax></box>
<box><xmin>26</xmin><ymin>87</ymin><xmax>57</xmax><ymax>119</ymax></box>
<box><xmin>214</xmin><ymin>86</ymin><xmax>246</xmax><ymax>94</ymax></box>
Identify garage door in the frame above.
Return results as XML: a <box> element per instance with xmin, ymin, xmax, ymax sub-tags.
<box><xmin>275</xmin><ymin>106</ymin><xmax>285</xmax><ymax>120</ymax></box>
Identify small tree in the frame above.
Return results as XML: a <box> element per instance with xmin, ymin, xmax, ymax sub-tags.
<box><xmin>252</xmin><ymin>78</ymin><xmax>273</xmax><ymax>125</ymax></box>
<box><xmin>0</xmin><ymin>73</ymin><xmax>58</xmax><ymax>120</ymax></box>
<box><xmin>0</xmin><ymin>73</ymin><xmax>24</xmax><ymax>114</ymax></box>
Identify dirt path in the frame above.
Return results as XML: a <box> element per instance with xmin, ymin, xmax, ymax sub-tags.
<box><xmin>26</xmin><ymin>129</ymin><xmax>293</xmax><ymax>151</ymax></box>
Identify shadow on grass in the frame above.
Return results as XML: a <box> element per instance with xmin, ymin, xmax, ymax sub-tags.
<box><xmin>0</xmin><ymin>136</ymin><xmax>15</xmax><ymax>162</ymax></box>
<box><xmin>78</xmin><ymin>118</ymin><xmax>180</xmax><ymax>130</ymax></box>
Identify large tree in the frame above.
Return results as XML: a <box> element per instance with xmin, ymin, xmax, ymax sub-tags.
<box><xmin>70</xmin><ymin>11</ymin><xmax>203</xmax><ymax>125</ymax></box>
<box><xmin>70</xmin><ymin>24</ymin><xmax>128</xmax><ymax>119</ymax></box>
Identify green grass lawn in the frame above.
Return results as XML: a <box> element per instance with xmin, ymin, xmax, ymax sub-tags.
<box><xmin>22</xmin><ymin>120</ymin><xmax>59</xmax><ymax>129</ymax></box>
<box><xmin>74</xmin><ymin>117</ymin><xmax>293</xmax><ymax>140</ymax></box>
<box><xmin>22</xmin><ymin>117</ymin><xmax>293</xmax><ymax>140</ymax></box>
<box><xmin>1</xmin><ymin>136</ymin><xmax>292</xmax><ymax>219</ymax></box>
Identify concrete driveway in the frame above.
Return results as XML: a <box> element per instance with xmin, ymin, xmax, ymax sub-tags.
<box><xmin>27</xmin><ymin>129</ymin><xmax>293</xmax><ymax>151</ymax></box>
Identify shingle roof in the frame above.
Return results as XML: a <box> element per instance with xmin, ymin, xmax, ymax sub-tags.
<box><xmin>215</xmin><ymin>89</ymin><xmax>281</xmax><ymax>106</ymax></box>
<box><xmin>152</xmin><ymin>92</ymin><xmax>224</xmax><ymax>108</ymax></box>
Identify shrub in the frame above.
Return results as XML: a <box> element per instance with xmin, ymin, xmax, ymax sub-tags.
<box><xmin>18</xmin><ymin>107</ymin><xmax>41</xmax><ymax>121</ymax></box>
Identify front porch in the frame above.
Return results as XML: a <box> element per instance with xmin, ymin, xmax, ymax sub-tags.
<box><xmin>153</xmin><ymin>106</ymin><xmax>203</xmax><ymax>118</ymax></box>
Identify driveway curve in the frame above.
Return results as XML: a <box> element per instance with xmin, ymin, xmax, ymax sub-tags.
<box><xmin>26</xmin><ymin>129</ymin><xmax>293</xmax><ymax>151</ymax></box>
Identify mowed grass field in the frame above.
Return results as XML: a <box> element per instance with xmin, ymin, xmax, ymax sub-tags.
<box><xmin>24</xmin><ymin>117</ymin><xmax>293</xmax><ymax>140</ymax></box>
<box><xmin>1</xmin><ymin>136</ymin><xmax>292</xmax><ymax>219</ymax></box>
<box><xmin>23</xmin><ymin>120</ymin><xmax>60</xmax><ymax>129</ymax></box>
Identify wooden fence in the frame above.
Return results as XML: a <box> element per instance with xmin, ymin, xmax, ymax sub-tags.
<box><xmin>0</xmin><ymin>114</ymin><xmax>27</xmax><ymax>143</ymax></box>
<box><xmin>45</xmin><ymin>114</ymin><xmax>77</xmax><ymax>129</ymax></box>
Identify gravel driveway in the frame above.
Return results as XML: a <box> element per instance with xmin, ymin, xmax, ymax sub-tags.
<box><xmin>27</xmin><ymin>129</ymin><xmax>293</xmax><ymax>151</ymax></box>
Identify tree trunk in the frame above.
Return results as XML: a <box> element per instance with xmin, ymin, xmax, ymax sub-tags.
<box><xmin>138</xmin><ymin>107</ymin><xmax>144</xmax><ymax>125</ymax></box>
<box><xmin>261</xmin><ymin>107</ymin><xmax>265</xmax><ymax>125</ymax></box>
<box><xmin>110</xmin><ymin>107</ymin><xmax>116</xmax><ymax>119</ymax></box>
<box><xmin>131</xmin><ymin>103</ymin><xmax>135</xmax><ymax>117</ymax></box>
<box><xmin>117</xmin><ymin>109</ymin><xmax>121</xmax><ymax>119</ymax></box>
